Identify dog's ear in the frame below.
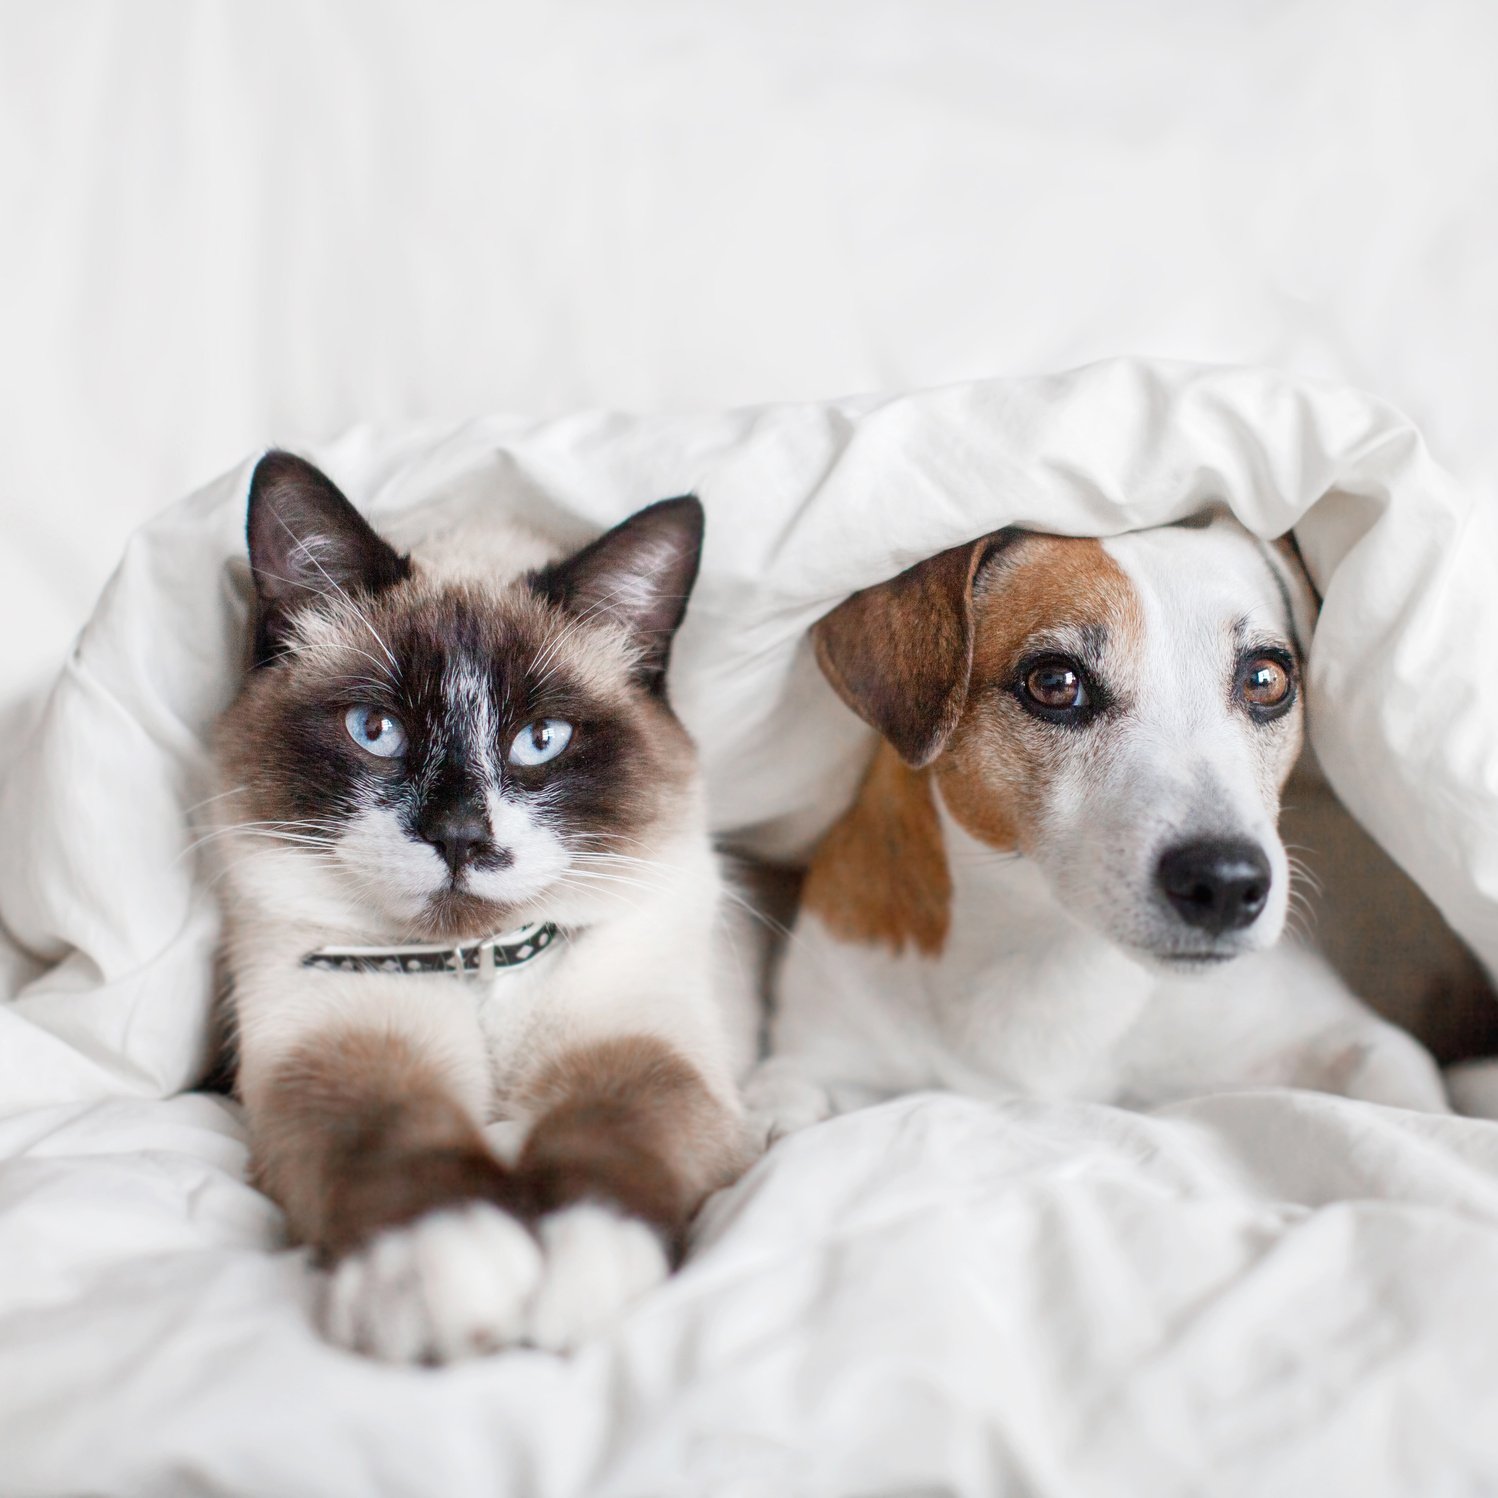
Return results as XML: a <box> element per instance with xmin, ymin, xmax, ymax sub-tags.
<box><xmin>813</xmin><ymin>534</ymin><xmax>1006</xmax><ymax>769</ymax></box>
<box><xmin>1266</xmin><ymin>532</ymin><xmax>1321</xmax><ymax>660</ymax></box>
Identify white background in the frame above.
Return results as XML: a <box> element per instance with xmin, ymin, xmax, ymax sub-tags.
<box><xmin>4</xmin><ymin>0</ymin><xmax>1496</xmax><ymax>708</ymax></box>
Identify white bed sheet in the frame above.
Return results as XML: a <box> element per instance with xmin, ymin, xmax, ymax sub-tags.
<box><xmin>5</xmin><ymin>1089</ymin><xmax>1498</xmax><ymax>1496</ymax></box>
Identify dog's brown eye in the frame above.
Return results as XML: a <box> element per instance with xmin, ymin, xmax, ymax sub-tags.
<box><xmin>1024</xmin><ymin>663</ymin><xmax>1086</xmax><ymax>711</ymax></box>
<box><xmin>1242</xmin><ymin>657</ymin><xmax>1291</xmax><ymax>709</ymax></box>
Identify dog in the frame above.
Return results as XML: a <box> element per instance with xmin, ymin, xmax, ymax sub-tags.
<box><xmin>750</xmin><ymin>515</ymin><xmax>1449</xmax><ymax>1132</ymax></box>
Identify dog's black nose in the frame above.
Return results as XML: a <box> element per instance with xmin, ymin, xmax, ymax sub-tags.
<box><xmin>1156</xmin><ymin>839</ymin><xmax>1271</xmax><ymax>934</ymax></box>
<box><xmin>420</xmin><ymin>807</ymin><xmax>490</xmax><ymax>876</ymax></box>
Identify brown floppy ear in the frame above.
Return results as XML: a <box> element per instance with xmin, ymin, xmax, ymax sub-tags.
<box><xmin>1267</xmin><ymin>532</ymin><xmax>1321</xmax><ymax>660</ymax></box>
<box><xmin>813</xmin><ymin>533</ymin><xmax>1010</xmax><ymax>769</ymax></box>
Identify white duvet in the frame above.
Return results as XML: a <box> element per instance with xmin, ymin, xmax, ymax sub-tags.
<box><xmin>5</xmin><ymin>360</ymin><xmax>1498</xmax><ymax>1495</ymax></box>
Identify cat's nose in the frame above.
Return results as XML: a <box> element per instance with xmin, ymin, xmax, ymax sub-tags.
<box><xmin>420</xmin><ymin>806</ymin><xmax>490</xmax><ymax>876</ymax></box>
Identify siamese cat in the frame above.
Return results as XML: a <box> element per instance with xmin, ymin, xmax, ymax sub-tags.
<box><xmin>211</xmin><ymin>452</ymin><xmax>756</xmax><ymax>1363</ymax></box>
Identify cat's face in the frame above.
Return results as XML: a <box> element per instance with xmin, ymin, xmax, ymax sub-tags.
<box><xmin>213</xmin><ymin>452</ymin><xmax>704</xmax><ymax>941</ymax></box>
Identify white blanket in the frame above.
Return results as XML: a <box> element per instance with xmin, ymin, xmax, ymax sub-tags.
<box><xmin>5</xmin><ymin>1089</ymin><xmax>1498</xmax><ymax>1496</ymax></box>
<box><xmin>4</xmin><ymin>362</ymin><xmax>1498</xmax><ymax>1494</ymax></box>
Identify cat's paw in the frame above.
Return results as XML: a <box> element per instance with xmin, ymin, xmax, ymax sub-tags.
<box><xmin>525</xmin><ymin>1203</ymin><xmax>670</xmax><ymax>1352</ymax></box>
<box><xmin>323</xmin><ymin>1201</ymin><xmax>542</xmax><ymax>1364</ymax></box>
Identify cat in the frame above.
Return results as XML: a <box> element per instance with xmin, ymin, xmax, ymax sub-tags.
<box><xmin>210</xmin><ymin>451</ymin><xmax>758</xmax><ymax>1363</ymax></box>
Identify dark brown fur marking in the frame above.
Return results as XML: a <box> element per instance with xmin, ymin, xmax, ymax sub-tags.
<box><xmin>256</xmin><ymin>1030</ymin><xmax>516</xmax><ymax>1262</ymax></box>
<box><xmin>516</xmin><ymin>1037</ymin><xmax>750</xmax><ymax>1254</ymax></box>
<box><xmin>255</xmin><ymin>1029</ymin><xmax>748</xmax><ymax>1265</ymax></box>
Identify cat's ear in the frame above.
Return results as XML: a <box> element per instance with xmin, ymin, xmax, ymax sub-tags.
<box><xmin>536</xmin><ymin>496</ymin><xmax>705</xmax><ymax>691</ymax></box>
<box><xmin>245</xmin><ymin>450</ymin><xmax>410</xmax><ymax>665</ymax></box>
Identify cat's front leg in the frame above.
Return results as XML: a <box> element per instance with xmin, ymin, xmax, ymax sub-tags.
<box><xmin>240</xmin><ymin>1007</ymin><xmax>541</xmax><ymax>1364</ymax></box>
<box><xmin>509</xmin><ymin>1035</ymin><xmax>753</xmax><ymax>1351</ymax></box>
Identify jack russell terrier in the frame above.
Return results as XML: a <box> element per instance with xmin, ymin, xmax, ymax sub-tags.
<box><xmin>751</xmin><ymin>516</ymin><xmax>1449</xmax><ymax>1132</ymax></box>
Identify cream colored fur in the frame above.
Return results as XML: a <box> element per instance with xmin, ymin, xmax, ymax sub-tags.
<box><xmin>217</xmin><ymin>516</ymin><xmax>758</xmax><ymax>1362</ymax></box>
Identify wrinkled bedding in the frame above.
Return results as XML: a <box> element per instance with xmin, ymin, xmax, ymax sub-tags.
<box><xmin>5</xmin><ymin>361</ymin><xmax>1498</xmax><ymax>1494</ymax></box>
<box><xmin>6</xmin><ymin>1089</ymin><xmax>1498</xmax><ymax>1496</ymax></box>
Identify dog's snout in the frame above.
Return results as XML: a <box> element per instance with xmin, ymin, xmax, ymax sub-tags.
<box><xmin>1156</xmin><ymin>839</ymin><xmax>1271</xmax><ymax>935</ymax></box>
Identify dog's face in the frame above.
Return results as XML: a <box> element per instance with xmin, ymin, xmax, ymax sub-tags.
<box><xmin>815</xmin><ymin>517</ymin><xmax>1316</xmax><ymax>969</ymax></box>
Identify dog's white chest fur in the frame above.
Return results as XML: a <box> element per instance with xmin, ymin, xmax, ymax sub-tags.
<box><xmin>772</xmin><ymin>810</ymin><xmax>1155</xmax><ymax>1108</ymax></box>
<box><xmin>771</xmin><ymin>827</ymin><xmax>1446</xmax><ymax>1118</ymax></box>
<box><xmin>933</xmin><ymin>816</ymin><xmax>1156</xmax><ymax>1098</ymax></box>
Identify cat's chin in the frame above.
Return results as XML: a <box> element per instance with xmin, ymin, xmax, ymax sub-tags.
<box><xmin>414</xmin><ymin>888</ymin><xmax>527</xmax><ymax>943</ymax></box>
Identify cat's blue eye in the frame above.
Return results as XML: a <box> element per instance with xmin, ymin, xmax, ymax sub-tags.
<box><xmin>344</xmin><ymin>704</ymin><xmax>408</xmax><ymax>759</ymax></box>
<box><xmin>509</xmin><ymin>718</ymin><xmax>573</xmax><ymax>768</ymax></box>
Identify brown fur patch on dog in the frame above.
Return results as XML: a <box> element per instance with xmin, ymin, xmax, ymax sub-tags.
<box><xmin>800</xmin><ymin>741</ymin><xmax>953</xmax><ymax>955</ymax></box>
<box><xmin>813</xmin><ymin>536</ymin><xmax>1000</xmax><ymax>768</ymax></box>
<box><xmin>514</xmin><ymin>1036</ymin><xmax>751</xmax><ymax>1254</ymax></box>
<box><xmin>803</xmin><ymin>534</ymin><xmax>1142</xmax><ymax>946</ymax></box>
<box><xmin>935</xmin><ymin>535</ymin><xmax>1143</xmax><ymax>852</ymax></box>
<box><xmin>255</xmin><ymin>1029</ymin><xmax>515</xmax><ymax>1262</ymax></box>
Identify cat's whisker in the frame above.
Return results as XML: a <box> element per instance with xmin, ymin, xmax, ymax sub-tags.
<box><xmin>197</xmin><ymin>848</ymin><xmax>331</xmax><ymax>892</ymax></box>
<box><xmin>253</xmin><ymin>581</ymin><xmax>400</xmax><ymax>688</ymax></box>
<box><xmin>564</xmin><ymin>830</ymin><xmax>641</xmax><ymax>851</ymax></box>
<box><xmin>561</xmin><ymin>868</ymin><xmax>676</xmax><ymax>898</ymax></box>
<box><xmin>180</xmin><ymin>821</ymin><xmax>341</xmax><ymax>863</ymax></box>
<box><xmin>717</xmin><ymin>882</ymin><xmax>801</xmax><ymax>944</ymax></box>
<box><xmin>566</xmin><ymin>856</ymin><xmax>686</xmax><ymax>893</ymax></box>
<box><xmin>331</xmin><ymin>665</ymin><xmax>403</xmax><ymax>697</ymax></box>
<box><xmin>187</xmin><ymin>818</ymin><xmax>340</xmax><ymax>837</ymax></box>
<box><xmin>187</xmin><ymin>834</ymin><xmax>338</xmax><ymax>859</ymax></box>
<box><xmin>529</xmin><ymin>579</ymin><xmax>682</xmax><ymax>685</ymax></box>
<box><xmin>528</xmin><ymin>601</ymin><xmax>602</xmax><ymax>682</ymax></box>
<box><xmin>549</xmin><ymin>874</ymin><xmax>654</xmax><ymax>919</ymax></box>
<box><xmin>182</xmin><ymin>785</ymin><xmax>249</xmax><ymax>815</ymax></box>
<box><xmin>268</xmin><ymin>511</ymin><xmax>401</xmax><ymax>674</ymax></box>
<box><xmin>569</xmin><ymin>848</ymin><xmax>801</xmax><ymax>944</ymax></box>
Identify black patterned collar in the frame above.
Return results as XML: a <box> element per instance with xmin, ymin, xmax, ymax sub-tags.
<box><xmin>301</xmin><ymin>921</ymin><xmax>560</xmax><ymax>977</ymax></box>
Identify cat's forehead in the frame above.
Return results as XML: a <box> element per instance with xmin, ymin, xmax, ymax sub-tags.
<box><xmin>284</xmin><ymin>568</ymin><xmax>637</xmax><ymax>706</ymax></box>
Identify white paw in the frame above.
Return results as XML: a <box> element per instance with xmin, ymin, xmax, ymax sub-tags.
<box><xmin>324</xmin><ymin>1202</ymin><xmax>542</xmax><ymax>1364</ymax></box>
<box><xmin>742</xmin><ymin>1064</ymin><xmax>834</xmax><ymax>1145</ymax></box>
<box><xmin>525</xmin><ymin>1204</ymin><xmax>670</xmax><ymax>1353</ymax></box>
<box><xmin>1302</xmin><ymin>1025</ymin><xmax>1450</xmax><ymax>1113</ymax></box>
<box><xmin>1344</xmin><ymin>1039</ymin><xmax>1450</xmax><ymax>1113</ymax></box>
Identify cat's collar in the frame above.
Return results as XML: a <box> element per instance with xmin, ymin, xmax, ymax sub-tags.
<box><xmin>300</xmin><ymin>921</ymin><xmax>560</xmax><ymax>977</ymax></box>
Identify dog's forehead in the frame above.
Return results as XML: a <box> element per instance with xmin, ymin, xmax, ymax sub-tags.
<box><xmin>1100</xmin><ymin>521</ymin><xmax>1296</xmax><ymax>642</ymax></box>
<box><xmin>965</xmin><ymin>520</ymin><xmax>1299</xmax><ymax>695</ymax></box>
<box><xmin>971</xmin><ymin>533</ymin><xmax>1141</xmax><ymax>670</ymax></box>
